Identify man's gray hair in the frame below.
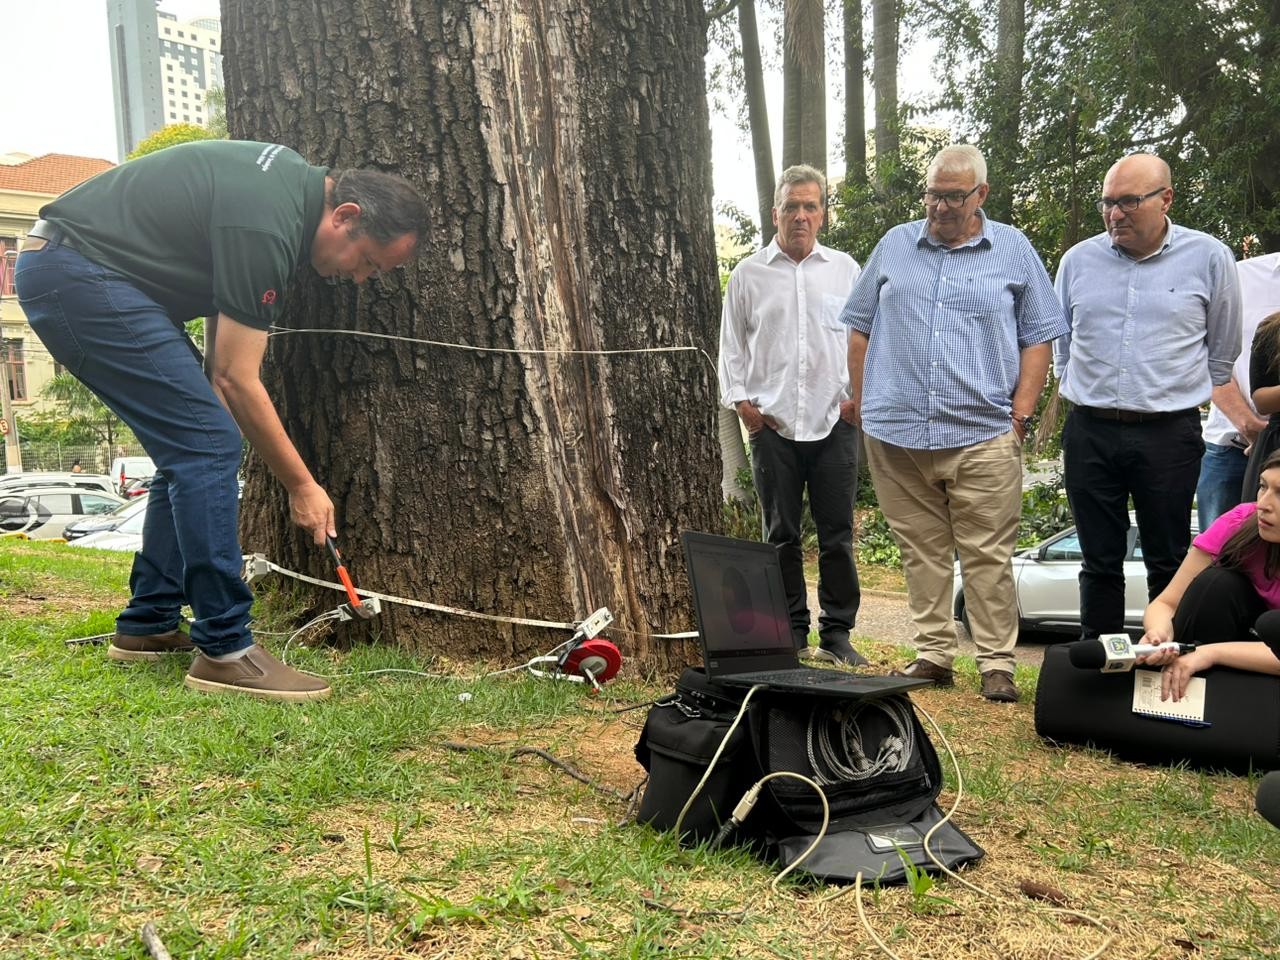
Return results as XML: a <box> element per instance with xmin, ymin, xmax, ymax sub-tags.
<box><xmin>329</xmin><ymin>168</ymin><xmax>430</xmax><ymax>243</ymax></box>
<box><xmin>774</xmin><ymin>164</ymin><xmax>827</xmax><ymax>208</ymax></box>
<box><xmin>927</xmin><ymin>144</ymin><xmax>988</xmax><ymax>186</ymax></box>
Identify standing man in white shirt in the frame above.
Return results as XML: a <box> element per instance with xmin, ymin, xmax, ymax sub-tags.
<box><xmin>718</xmin><ymin>165</ymin><xmax>865</xmax><ymax>665</ymax></box>
<box><xmin>1197</xmin><ymin>252</ymin><xmax>1280</xmax><ymax>528</ymax></box>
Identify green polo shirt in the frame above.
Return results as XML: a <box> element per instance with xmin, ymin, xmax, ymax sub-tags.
<box><xmin>41</xmin><ymin>140</ymin><xmax>327</xmax><ymax>330</ymax></box>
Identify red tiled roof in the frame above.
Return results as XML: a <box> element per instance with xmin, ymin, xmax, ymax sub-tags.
<box><xmin>0</xmin><ymin>154</ymin><xmax>115</xmax><ymax>197</ymax></box>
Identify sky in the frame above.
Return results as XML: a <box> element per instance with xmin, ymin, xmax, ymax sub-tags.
<box><xmin>0</xmin><ymin>1</ymin><xmax>937</xmax><ymax>221</ymax></box>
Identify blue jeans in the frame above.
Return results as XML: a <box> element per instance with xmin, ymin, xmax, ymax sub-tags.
<box><xmin>15</xmin><ymin>241</ymin><xmax>253</xmax><ymax>656</ymax></box>
<box><xmin>1196</xmin><ymin>441</ymin><xmax>1248</xmax><ymax>531</ymax></box>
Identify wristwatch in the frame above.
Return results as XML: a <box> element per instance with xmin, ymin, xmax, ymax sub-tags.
<box><xmin>1012</xmin><ymin>412</ymin><xmax>1038</xmax><ymax>432</ymax></box>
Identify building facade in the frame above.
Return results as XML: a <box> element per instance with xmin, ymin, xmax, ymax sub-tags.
<box><xmin>106</xmin><ymin>1</ymin><xmax>224</xmax><ymax>160</ymax></box>
<box><xmin>0</xmin><ymin>154</ymin><xmax>116</xmax><ymax>417</ymax></box>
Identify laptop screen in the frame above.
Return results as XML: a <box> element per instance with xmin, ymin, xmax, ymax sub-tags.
<box><xmin>682</xmin><ymin>532</ymin><xmax>795</xmax><ymax>658</ymax></box>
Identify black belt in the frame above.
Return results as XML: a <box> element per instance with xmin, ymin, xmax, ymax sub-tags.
<box><xmin>1073</xmin><ymin>405</ymin><xmax>1198</xmax><ymax>423</ymax></box>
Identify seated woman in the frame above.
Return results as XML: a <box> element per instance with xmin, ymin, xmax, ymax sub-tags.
<box><xmin>1139</xmin><ymin>450</ymin><xmax>1280</xmax><ymax>701</ymax></box>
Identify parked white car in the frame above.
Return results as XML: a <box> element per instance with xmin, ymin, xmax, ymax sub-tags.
<box><xmin>952</xmin><ymin>514</ymin><xmax>1198</xmax><ymax>635</ymax></box>
<box><xmin>68</xmin><ymin>504</ymin><xmax>145</xmax><ymax>552</ymax></box>
<box><xmin>0</xmin><ymin>486</ymin><xmax>125</xmax><ymax>540</ymax></box>
<box><xmin>109</xmin><ymin>456</ymin><xmax>156</xmax><ymax>495</ymax></box>
<box><xmin>0</xmin><ymin>472</ymin><xmax>116</xmax><ymax>497</ymax></box>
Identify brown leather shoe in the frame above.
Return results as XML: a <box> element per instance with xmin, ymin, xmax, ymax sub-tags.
<box><xmin>107</xmin><ymin>629</ymin><xmax>196</xmax><ymax>662</ymax></box>
<box><xmin>891</xmin><ymin>659</ymin><xmax>954</xmax><ymax>686</ymax></box>
<box><xmin>981</xmin><ymin>669</ymin><xmax>1019</xmax><ymax>703</ymax></box>
<box><xmin>184</xmin><ymin>645</ymin><xmax>332</xmax><ymax>702</ymax></box>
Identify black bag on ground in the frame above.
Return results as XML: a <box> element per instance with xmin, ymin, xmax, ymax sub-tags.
<box><xmin>634</xmin><ymin>668</ymin><xmax>985</xmax><ymax>883</ymax></box>
<box><xmin>634</xmin><ymin>667</ymin><xmax>762</xmax><ymax>844</ymax></box>
<box><xmin>1035</xmin><ymin>643</ymin><xmax>1280</xmax><ymax>773</ymax></box>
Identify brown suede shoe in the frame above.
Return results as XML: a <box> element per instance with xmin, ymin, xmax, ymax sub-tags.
<box><xmin>184</xmin><ymin>645</ymin><xmax>332</xmax><ymax>702</ymax></box>
<box><xmin>107</xmin><ymin>629</ymin><xmax>197</xmax><ymax>662</ymax></box>
<box><xmin>981</xmin><ymin>669</ymin><xmax>1019</xmax><ymax>703</ymax></box>
<box><xmin>890</xmin><ymin>658</ymin><xmax>955</xmax><ymax>686</ymax></box>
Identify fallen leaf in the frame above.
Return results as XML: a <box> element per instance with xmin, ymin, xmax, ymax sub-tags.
<box><xmin>1018</xmin><ymin>879</ymin><xmax>1067</xmax><ymax>904</ymax></box>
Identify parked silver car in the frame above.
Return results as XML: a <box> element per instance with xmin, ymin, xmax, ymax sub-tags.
<box><xmin>62</xmin><ymin>494</ymin><xmax>149</xmax><ymax>542</ymax></box>
<box><xmin>0</xmin><ymin>472</ymin><xmax>116</xmax><ymax>497</ymax></box>
<box><xmin>952</xmin><ymin>514</ymin><xmax>1198</xmax><ymax>635</ymax></box>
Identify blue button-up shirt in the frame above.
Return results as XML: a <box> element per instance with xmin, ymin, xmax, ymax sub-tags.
<box><xmin>838</xmin><ymin>214</ymin><xmax>1067</xmax><ymax>450</ymax></box>
<box><xmin>1053</xmin><ymin>221</ymin><xmax>1241</xmax><ymax>412</ymax></box>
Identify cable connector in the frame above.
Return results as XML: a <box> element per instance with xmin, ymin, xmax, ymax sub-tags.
<box><xmin>338</xmin><ymin>596</ymin><xmax>382</xmax><ymax>621</ymax></box>
<box><xmin>574</xmin><ymin>607</ymin><xmax>613</xmax><ymax>640</ymax></box>
<box><xmin>710</xmin><ymin>782</ymin><xmax>765</xmax><ymax>849</ymax></box>
<box><xmin>242</xmin><ymin>554</ymin><xmax>273</xmax><ymax>585</ymax></box>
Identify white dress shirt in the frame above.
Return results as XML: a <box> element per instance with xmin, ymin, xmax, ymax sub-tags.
<box><xmin>1203</xmin><ymin>253</ymin><xmax>1280</xmax><ymax>444</ymax></box>
<box><xmin>718</xmin><ymin>239</ymin><xmax>860</xmax><ymax>441</ymax></box>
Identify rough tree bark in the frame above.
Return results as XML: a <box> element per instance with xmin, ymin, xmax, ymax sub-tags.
<box><xmin>781</xmin><ymin>0</ymin><xmax>827</xmax><ymax>176</ymax></box>
<box><xmin>739</xmin><ymin>0</ymin><xmax>776</xmax><ymax>244</ymax></box>
<box><xmin>871</xmin><ymin>0</ymin><xmax>899</xmax><ymax>183</ymax></box>
<box><xmin>843</xmin><ymin>0</ymin><xmax>867</xmax><ymax>187</ymax></box>
<box><xmin>222</xmin><ymin>0</ymin><xmax>724</xmax><ymax>671</ymax></box>
<box><xmin>985</xmin><ymin>0</ymin><xmax>1025</xmax><ymax>221</ymax></box>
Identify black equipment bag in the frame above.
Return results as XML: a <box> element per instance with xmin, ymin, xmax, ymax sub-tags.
<box><xmin>1035</xmin><ymin>643</ymin><xmax>1280</xmax><ymax>773</ymax></box>
<box><xmin>633</xmin><ymin>667</ymin><xmax>762</xmax><ymax>844</ymax></box>
<box><xmin>634</xmin><ymin>668</ymin><xmax>985</xmax><ymax>883</ymax></box>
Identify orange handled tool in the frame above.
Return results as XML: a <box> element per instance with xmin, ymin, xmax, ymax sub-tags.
<box><xmin>325</xmin><ymin>536</ymin><xmax>376</xmax><ymax>619</ymax></box>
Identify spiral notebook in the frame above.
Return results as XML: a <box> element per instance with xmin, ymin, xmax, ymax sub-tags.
<box><xmin>1132</xmin><ymin>670</ymin><xmax>1207</xmax><ymax>723</ymax></box>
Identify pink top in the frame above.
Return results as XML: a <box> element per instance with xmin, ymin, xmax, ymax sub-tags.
<box><xmin>1192</xmin><ymin>502</ymin><xmax>1280</xmax><ymax>608</ymax></box>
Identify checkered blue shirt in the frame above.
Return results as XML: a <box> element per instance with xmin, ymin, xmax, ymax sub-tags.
<box><xmin>839</xmin><ymin>214</ymin><xmax>1068</xmax><ymax>450</ymax></box>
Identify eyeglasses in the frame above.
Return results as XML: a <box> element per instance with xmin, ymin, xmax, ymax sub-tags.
<box><xmin>921</xmin><ymin>185</ymin><xmax>981</xmax><ymax>209</ymax></box>
<box><xmin>1094</xmin><ymin>188</ymin><xmax>1165</xmax><ymax>214</ymax></box>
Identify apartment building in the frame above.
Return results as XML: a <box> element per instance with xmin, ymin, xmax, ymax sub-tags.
<box><xmin>0</xmin><ymin>153</ymin><xmax>115</xmax><ymax>415</ymax></box>
<box><xmin>107</xmin><ymin>0</ymin><xmax>223</xmax><ymax>160</ymax></box>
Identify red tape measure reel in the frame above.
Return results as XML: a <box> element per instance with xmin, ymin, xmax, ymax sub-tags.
<box><xmin>559</xmin><ymin>636</ymin><xmax>622</xmax><ymax>684</ymax></box>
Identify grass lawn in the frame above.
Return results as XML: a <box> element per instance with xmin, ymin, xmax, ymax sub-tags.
<box><xmin>1</xmin><ymin>537</ymin><xmax>1278</xmax><ymax>959</ymax></box>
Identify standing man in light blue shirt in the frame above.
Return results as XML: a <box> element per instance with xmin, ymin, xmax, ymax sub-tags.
<box><xmin>841</xmin><ymin>144</ymin><xmax>1067</xmax><ymax>702</ymax></box>
<box><xmin>1054</xmin><ymin>153</ymin><xmax>1242</xmax><ymax>641</ymax></box>
<box><xmin>719</xmin><ymin>165</ymin><xmax>865</xmax><ymax>665</ymax></box>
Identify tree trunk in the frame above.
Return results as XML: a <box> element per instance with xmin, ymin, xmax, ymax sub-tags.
<box><xmin>781</xmin><ymin>0</ymin><xmax>827</xmax><ymax>176</ymax></box>
<box><xmin>843</xmin><ymin>0</ymin><xmax>867</xmax><ymax>187</ymax></box>
<box><xmin>985</xmin><ymin>0</ymin><xmax>1025</xmax><ymax>221</ymax></box>
<box><xmin>739</xmin><ymin>0</ymin><xmax>776</xmax><ymax>244</ymax></box>
<box><xmin>222</xmin><ymin>0</ymin><xmax>723</xmax><ymax>671</ymax></box>
<box><xmin>871</xmin><ymin>0</ymin><xmax>899</xmax><ymax>183</ymax></box>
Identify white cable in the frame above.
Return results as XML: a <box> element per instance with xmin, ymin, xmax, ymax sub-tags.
<box><xmin>249</xmin><ymin>554</ymin><xmax>698</xmax><ymax>640</ymax></box>
<box><xmin>672</xmin><ymin>684</ymin><xmax>765</xmax><ymax>839</ymax></box>
<box><xmin>851</xmin><ymin>703</ymin><xmax>1115</xmax><ymax>960</ymax></box>
<box><xmin>268</xmin><ymin>325</ymin><xmax>715</xmax><ymax>369</ymax></box>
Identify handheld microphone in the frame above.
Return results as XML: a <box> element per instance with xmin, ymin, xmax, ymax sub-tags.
<box><xmin>1067</xmin><ymin>633</ymin><xmax>1195</xmax><ymax>673</ymax></box>
<box><xmin>1257</xmin><ymin>772</ymin><xmax>1280</xmax><ymax>829</ymax></box>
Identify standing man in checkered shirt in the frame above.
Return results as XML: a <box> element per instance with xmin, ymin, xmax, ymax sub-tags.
<box><xmin>839</xmin><ymin>144</ymin><xmax>1067</xmax><ymax>702</ymax></box>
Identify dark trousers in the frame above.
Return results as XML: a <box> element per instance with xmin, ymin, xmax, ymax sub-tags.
<box><xmin>748</xmin><ymin>419</ymin><xmax>860</xmax><ymax>647</ymax></box>
<box><xmin>15</xmin><ymin>241</ymin><xmax>253</xmax><ymax>656</ymax></box>
<box><xmin>1063</xmin><ymin>408</ymin><xmax>1203</xmax><ymax>640</ymax></box>
<box><xmin>1172</xmin><ymin>564</ymin><xmax>1267</xmax><ymax>646</ymax></box>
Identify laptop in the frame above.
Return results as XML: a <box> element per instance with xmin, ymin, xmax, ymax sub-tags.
<box><xmin>681</xmin><ymin>531</ymin><xmax>931</xmax><ymax>700</ymax></box>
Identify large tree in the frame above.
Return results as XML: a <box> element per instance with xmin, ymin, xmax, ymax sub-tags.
<box><xmin>223</xmin><ymin>0</ymin><xmax>724</xmax><ymax>669</ymax></box>
<box><xmin>781</xmin><ymin>0</ymin><xmax>826</xmax><ymax>175</ymax></box>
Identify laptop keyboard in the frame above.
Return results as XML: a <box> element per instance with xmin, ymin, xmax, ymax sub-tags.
<box><xmin>728</xmin><ymin>667</ymin><xmax>862</xmax><ymax>687</ymax></box>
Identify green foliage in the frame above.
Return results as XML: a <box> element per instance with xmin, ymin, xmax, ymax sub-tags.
<box><xmin>39</xmin><ymin>372</ymin><xmax>127</xmax><ymax>448</ymax></box>
<box><xmin>127</xmin><ymin>122</ymin><xmax>216</xmax><ymax>160</ymax></box>
<box><xmin>1019</xmin><ymin>473</ymin><xmax>1071</xmax><ymax>548</ymax></box>
<box><xmin>204</xmin><ymin>85</ymin><xmax>229</xmax><ymax>140</ymax></box>
<box><xmin>893</xmin><ymin>844</ymin><xmax>956</xmax><ymax>914</ymax></box>
<box><xmin>855</xmin><ymin>507</ymin><xmax>902</xmax><ymax>569</ymax></box>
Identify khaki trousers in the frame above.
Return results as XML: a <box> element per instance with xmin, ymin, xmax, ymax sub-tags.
<box><xmin>864</xmin><ymin>431</ymin><xmax>1023</xmax><ymax>673</ymax></box>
